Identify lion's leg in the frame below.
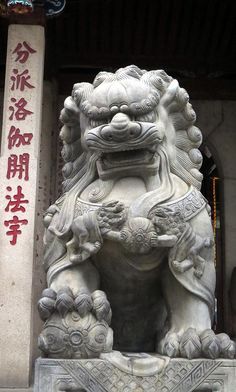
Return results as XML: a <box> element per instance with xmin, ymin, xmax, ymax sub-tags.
<box><xmin>48</xmin><ymin>261</ymin><xmax>111</xmax><ymax>322</ymax></box>
<box><xmin>49</xmin><ymin>260</ymin><xmax>100</xmax><ymax>295</ymax></box>
<box><xmin>158</xmin><ymin>269</ymin><xmax>211</xmax><ymax>358</ymax></box>
<box><xmin>158</xmin><ymin>268</ymin><xmax>235</xmax><ymax>359</ymax></box>
<box><xmin>162</xmin><ymin>269</ymin><xmax>212</xmax><ymax>332</ymax></box>
<box><xmin>38</xmin><ymin>260</ymin><xmax>101</xmax><ymax>320</ymax></box>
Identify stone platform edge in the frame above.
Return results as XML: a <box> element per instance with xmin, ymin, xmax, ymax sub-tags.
<box><xmin>0</xmin><ymin>389</ymin><xmax>33</xmax><ymax>392</ymax></box>
<box><xmin>34</xmin><ymin>356</ymin><xmax>236</xmax><ymax>392</ymax></box>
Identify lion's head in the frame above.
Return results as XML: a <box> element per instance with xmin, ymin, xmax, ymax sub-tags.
<box><xmin>60</xmin><ymin>65</ymin><xmax>203</xmax><ymax>195</ymax></box>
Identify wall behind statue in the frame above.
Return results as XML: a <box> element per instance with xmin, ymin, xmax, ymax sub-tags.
<box><xmin>193</xmin><ymin>100</ymin><xmax>236</xmax><ymax>337</ymax></box>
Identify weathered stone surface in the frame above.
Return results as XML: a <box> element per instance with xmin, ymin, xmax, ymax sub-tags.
<box><xmin>38</xmin><ymin>65</ymin><xmax>234</xmax><ymax>361</ymax></box>
<box><xmin>34</xmin><ymin>355</ymin><xmax>236</xmax><ymax>392</ymax></box>
<box><xmin>0</xmin><ymin>389</ymin><xmax>33</xmax><ymax>392</ymax></box>
<box><xmin>0</xmin><ymin>24</ymin><xmax>45</xmax><ymax>388</ymax></box>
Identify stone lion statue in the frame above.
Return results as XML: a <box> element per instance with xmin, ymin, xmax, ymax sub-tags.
<box><xmin>38</xmin><ymin>65</ymin><xmax>235</xmax><ymax>360</ymax></box>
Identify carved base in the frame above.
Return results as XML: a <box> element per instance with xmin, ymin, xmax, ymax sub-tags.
<box><xmin>34</xmin><ymin>353</ymin><xmax>236</xmax><ymax>391</ymax></box>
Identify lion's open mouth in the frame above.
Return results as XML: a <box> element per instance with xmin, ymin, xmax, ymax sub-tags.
<box><xmin>101</xmin><ymin>148</ymin><xmax>155</xmax><ymax>168</ymax></box>
<box><xmin>96</xmin><ymin>145</ymin><xmax>160</xmax><ymax>179</ymax></box>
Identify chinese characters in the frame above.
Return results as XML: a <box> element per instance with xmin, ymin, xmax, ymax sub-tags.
<box><xmin>4</xmin><ymin>40</ymin><xmax>37</xmax><ymax>245</ymax></box>
<box><xmin>13</xmin><ymin>41</ymin><xmax>36</xmax><ymax>64</ymax></box>
<box><xmin>8</xmin><ymin>126</ymin><xmax>33</xmax><ymax>149</ymax></box>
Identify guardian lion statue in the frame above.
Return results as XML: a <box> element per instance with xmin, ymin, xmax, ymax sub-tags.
<box><xmin>38</xmin><ymin>65</ymin><xmax>235</xmax><ymax>360</ymax></box>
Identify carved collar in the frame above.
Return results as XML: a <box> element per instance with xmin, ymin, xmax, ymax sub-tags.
<box><xmin>75</xmin><ymin>186</ymin><xmax>207</xmax><ymax>222</ymax></box>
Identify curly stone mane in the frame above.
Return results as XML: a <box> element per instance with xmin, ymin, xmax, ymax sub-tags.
<box><xmin>59</xmin><ymin>65</ymin><xmax>203</xmax><ymax>195</ymax></box>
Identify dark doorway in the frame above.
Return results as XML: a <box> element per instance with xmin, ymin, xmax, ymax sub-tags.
<box><xmin>201</xmin><ymin>145</ymin><xmax>223</xmax><ymax>332</ymax></box>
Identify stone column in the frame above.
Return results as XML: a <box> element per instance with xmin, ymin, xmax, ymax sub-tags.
<box><xmin>31</xmin><ymin>80</ymin><xmax>59</xmax><ymax>368</ymax></box>
<box><xmin>0</xmin><ymin>24</ymin><xmax>45</xmax><ymax>388</ymax></box>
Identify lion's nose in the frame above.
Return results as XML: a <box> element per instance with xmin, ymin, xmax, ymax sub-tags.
<box><xmin>111</xmin><ymin>113</ymin><xmax>130</xmax><ymax>130</ymax></box>
<box><xmin>101</xmin><ymin>113</ymin><xmax>141</xmax><ymax>142</ymax></box>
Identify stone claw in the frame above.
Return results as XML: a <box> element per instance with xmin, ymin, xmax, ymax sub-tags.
<box><xmin>179</xmin><ymin>328</ymin><xmax>202</xmax><ymax>359</ymax></box>
<box><xmin>74</xmin><ymin>289</ymin><xmax>93</xmax><ymax>317</ymax></box>
<box><xmin>92</xmin><ymin>290</ymin><xmax>112</xmax><ymax>325</ymax></box>
<box><xmin>217</xmin><ymin>333</ymin><xmax>236</xmax><ymax>359</ymax></box>
<box><xmin>40</xmin><ymin>286</ymin><xmax>112</xmax><ymax>326</ymax></box>
<box><xmin>55</xmin><ymin>287</ymin><xmax>74</xmax><ymax>318</ymax></box>
<box><xmin>158</xmin><ymin>332</ymin><xmax>180</xmax><ymax>358</ymax></box>
<box><xmin>200</xmin><ymin>329</ymin><xmax>221</xmax><ymax>359</ymax></box>
<box><xmin>38</xmin><ymin>288</ymin><xmax>56</xmax><ymax>321</ymax></box>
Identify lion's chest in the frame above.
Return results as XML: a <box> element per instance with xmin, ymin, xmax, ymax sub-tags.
<box><xmin>80</xmin><ymin>177</ymin><xmax>147</xmax><ymax>205</ymax></box>
<box><xmin>75</xmin><ymin>196</ymin><xmax>167</xmax><ymax>271</ymax></box>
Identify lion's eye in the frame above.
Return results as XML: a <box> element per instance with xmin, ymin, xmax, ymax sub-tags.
<box><xmin>136</xmin><ymin>111</ymin><xmax>156</xmax><ymax>123</ymax></box>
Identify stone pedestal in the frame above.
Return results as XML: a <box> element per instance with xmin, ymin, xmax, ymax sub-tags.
<box><xmin>35</xmin><ymin>354</ymin><xmax>236</xmax><ymax>392</ymax></box>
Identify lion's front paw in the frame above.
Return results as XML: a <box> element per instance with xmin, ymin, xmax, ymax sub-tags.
<box><xmin>158</xmin><ymin>328</ymin><xmax>235</xmax><ymax>359</ymax></box>
<box><xmin>201</xmin><ymin>330</ymin><xmax>235</xmax><ymax>359</ymax></box>
<box><xmin>38</xmin><ymin>287</ymin><xmax>112</xmax><ymax>326</ymax></box>
<box><xmin>38</xmin><ymin>287</ymin><xmax>113</xmax><ymax>359</ymax></box>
